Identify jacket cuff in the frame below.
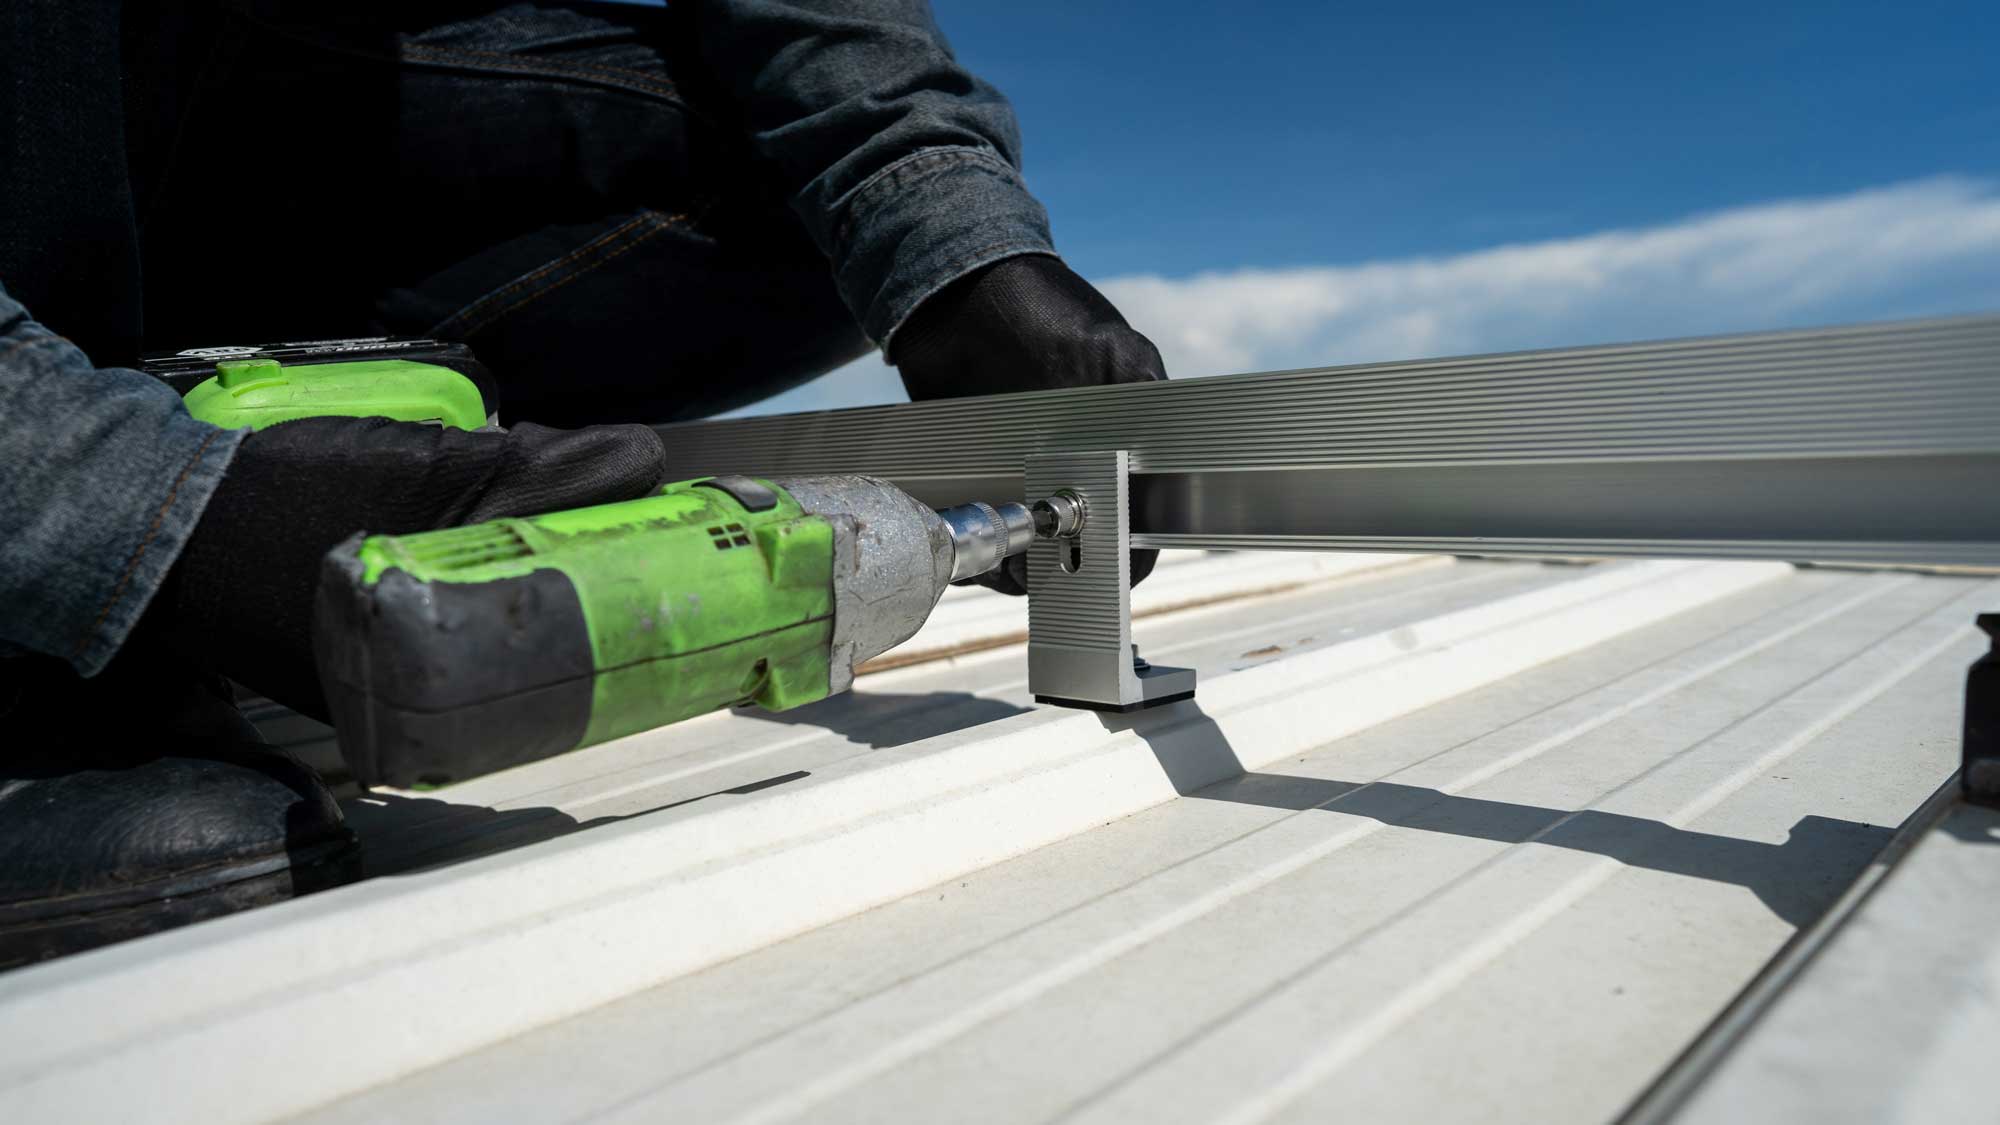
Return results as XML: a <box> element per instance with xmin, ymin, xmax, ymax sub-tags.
<box><xmin>0</xmin><ymin>316</ymin><xmax>243</xmax><ymax>676</ymax></box>
<box><xmin>826</xmin><ymin>145</ymin><xmax>1057</xmax><ymax>349</ymax></box>
<box><xmin>68</xmin><ymin>409</ymin><xmax>240</xmax><ymax>676</ymax></box>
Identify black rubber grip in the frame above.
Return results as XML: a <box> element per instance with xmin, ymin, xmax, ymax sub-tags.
<box><xmin>313</xmin><ymin>536</ymin><xmax>595</xmax><ymax>788</ymax></box>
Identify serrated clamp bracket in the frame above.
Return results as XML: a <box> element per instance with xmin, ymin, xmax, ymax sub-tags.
<box><xmin>1026</xmin><ymin>450</ymin><xmax>1196</xmax><ymax>711</ymax></box>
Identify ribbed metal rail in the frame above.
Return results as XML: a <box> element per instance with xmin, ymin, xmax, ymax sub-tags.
<box><xmin>658</xmin><ymin>315</ymin><xmax>2000</xmax><ymax>565</ymax></box>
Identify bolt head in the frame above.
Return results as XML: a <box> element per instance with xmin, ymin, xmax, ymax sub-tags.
<box><xmin>1031</xmin><ymin>500</ymin><xmax>1061</xmax><ymax>538</ymax></box>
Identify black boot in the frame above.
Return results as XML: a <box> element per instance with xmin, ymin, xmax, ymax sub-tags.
<box><xmin>0</xmin><ymin>649</ymin><xmax>361</xmax><ymax>970</ymax></box>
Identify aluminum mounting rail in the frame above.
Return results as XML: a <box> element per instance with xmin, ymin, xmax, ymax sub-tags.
<box><xmin>657</xmin><ymin>315</ymin><xmax>2000</xmax><ymax>566</ymax></box>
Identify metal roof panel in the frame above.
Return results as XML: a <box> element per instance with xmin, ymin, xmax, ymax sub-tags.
<box><xmin>273</xmin><ymin>562</ymin><xmax>1984</xmax><ymax>1124</ymax></box>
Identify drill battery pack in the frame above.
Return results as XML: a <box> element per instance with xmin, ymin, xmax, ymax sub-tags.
<box><xmin>142</xmin><ymin>336</ymin><xmax>500</xmax><ymax>430</ymax></box>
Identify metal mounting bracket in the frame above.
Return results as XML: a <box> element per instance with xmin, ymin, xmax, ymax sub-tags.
<box><xmin>1026</xmin><ymin>450</ymin><xmax>1196</xmax><ymax>712</ymax></box>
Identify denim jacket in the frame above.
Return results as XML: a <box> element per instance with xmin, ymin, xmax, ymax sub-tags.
<box><xmin>1</xmin><ymin>0</ymin><xmax>1056</xmax><ymax>674</ymax></box>
<box><xmin>691</xmin><ymin>0</ymin><xmax>1057</xmax><ymax>347</ymax></box>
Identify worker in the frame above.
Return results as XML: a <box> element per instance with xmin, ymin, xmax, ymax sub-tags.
<box><xmin>0</xmin><ymin>1</ymin><xmax>1165</xmax><ymax>962</ymax></box>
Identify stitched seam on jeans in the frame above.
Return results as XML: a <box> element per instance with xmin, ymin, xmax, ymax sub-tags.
<box><xmin>233</xmin><ymin>14</ymin><xmax>684</xmax><ymax>103</ymax></box>
<box><xmin>76</xmin><ymin>429</ymin><xmax>224</xmax><ymax>661</ymax></box>
<box><xmin>457</xmin><ymin>222</ymin><xmax>677</xmax><ymax>337</ymax></box>
<box><xmin>436</xmin><ymin>210</ymin><xmax>656</xmax><ymax>330</ymax></box>
<box><xmin>451</xmin><ymin>216</ymin><xmax>685</xmax><ymax>338</ymax></box>
<box><xmin>402</xmin><ymin>43</ymin><xmax>678</xmax><ymax>91</ymax></box>
<box><xmin>428</xmin><ymin>212</ymin><xmax>680</xmax><ymax>336</ymax></box>
<box><xmin>400</xmin><ymin>43</ymin><xmax>680</xmax><ymax>100</ymax></box>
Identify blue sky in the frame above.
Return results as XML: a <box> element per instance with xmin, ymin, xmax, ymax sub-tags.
<box><xmin>713</xmin><ymin>1</ymin><xmax>2000</xmax><ymax>413</ymax></box>
<box><xmin>936</xmin><ymin>0</ymin><xmax>1996</xmax><ymax>278</ymax></box>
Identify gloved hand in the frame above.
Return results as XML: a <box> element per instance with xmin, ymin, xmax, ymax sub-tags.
<box><xmin>889</xmin><ymin>253</ymin><xmax>1167</xmax><ymax>400</ymax></box>
<box><xmin>149</xmin><ymin>415</ymin><xmax>667</xmax><ymax>718</ymax></box>
<box><xmin>892</xmin><ymin>253</ymin><xmax>1165</xmax><ymax>596</ymax></box>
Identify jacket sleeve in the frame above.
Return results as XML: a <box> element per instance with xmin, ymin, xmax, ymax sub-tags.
<box><xmin>688</xmin><ymin>0</ymin><xmax>1058</xmax><ymax>349</ymax></box>
<box><xmin>0</xmin><ymin>285</ymin><xmax>242</xmax><ymax>675</ymax></box>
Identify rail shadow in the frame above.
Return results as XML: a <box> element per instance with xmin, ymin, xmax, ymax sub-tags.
<box><xmin>1118</xmin><ymin>702</ymin><xmax>1895</xmax><ymax>928</ymax></box>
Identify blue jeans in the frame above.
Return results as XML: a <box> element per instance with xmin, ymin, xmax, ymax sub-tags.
<box><xmin>1</xmin><ymin>0</ymin><xmax>1057</xmax><ymax>674</ymax></box>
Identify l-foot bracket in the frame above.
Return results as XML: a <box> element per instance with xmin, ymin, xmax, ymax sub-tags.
<box><xmin>1026</xmin><ymin>450</ymin><xmax>1196</xmax><ymax>711</ymax></box>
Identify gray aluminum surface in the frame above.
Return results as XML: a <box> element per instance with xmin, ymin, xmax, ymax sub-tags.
<box><xmin>1023</xmin><ymin>451</ymin><xmax>1194</xmax><ymax>708</ymax></box>
<box><xmin>659</xmin><ymin>315</ymin><xmax>2000</xmax><ymax>565</ymax></box>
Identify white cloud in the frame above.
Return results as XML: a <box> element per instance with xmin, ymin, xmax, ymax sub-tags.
<box><xmin>1105</xmin><ymin>177</ymin><xmax>2000</xmax><ymax>377</ymax></box>
<box><xmin>725</xmin><ymin>346</ymin><xmax>904</xmax><ymax>417</ymax></box>
<box><xmin>730</xmin><ymin>177</ymin><xmax>2000</xmax><ymax>415</ymax></box>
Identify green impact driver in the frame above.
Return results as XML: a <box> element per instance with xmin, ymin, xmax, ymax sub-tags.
<box><xmin>156</xmin><ymin>340</ymin><xmax>1046</xmax><ymax>789</ymax></box>
<box><xmin>314</xmin><ymin>473</ymin><xmax>1037</xmax><ymax>788</ymax></box>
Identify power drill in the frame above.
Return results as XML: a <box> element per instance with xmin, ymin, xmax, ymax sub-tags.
<box><xmin>150</xmin><ymin>339</ymin><xmax>1051</xmax><ymax>789</ymax></box>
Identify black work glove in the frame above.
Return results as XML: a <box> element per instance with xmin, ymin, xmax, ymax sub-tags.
<box><xmin>890</xmin><ymin>254</ymin><xmax>1167</xmax><ymax>400</ymax></box>
<box><xmin>891</xmin><ymin>254</ymin><xmax>1165</xmax><ymax>596</ymax></box>
<box><xmin>150</xmin><ymin>415</ymin><xmax>667</xmax><ymax>718</ymax></box>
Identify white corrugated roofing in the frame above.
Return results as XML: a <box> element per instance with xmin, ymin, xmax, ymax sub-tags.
<box><xmin>0</xmin><ymin>552</ymin><xmax>1985</xmax><ymax>1123</ymax></box>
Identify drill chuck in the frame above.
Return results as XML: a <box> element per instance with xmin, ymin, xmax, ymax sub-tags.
<box><xmin>938</xmin><ymin>501</ymin><xmax>1036</xmax><ymax>581</ymax></box>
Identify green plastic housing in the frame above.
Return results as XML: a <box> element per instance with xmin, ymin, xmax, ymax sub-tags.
<box><xmin>314</xmin><ymin>478</ymin><xmax>835</xmax><ymax>788</ymax></box>
<box><xmin>182</xmin><ymin>356</ymin><xmax>488</xmax><ymax>430</ymax></box>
